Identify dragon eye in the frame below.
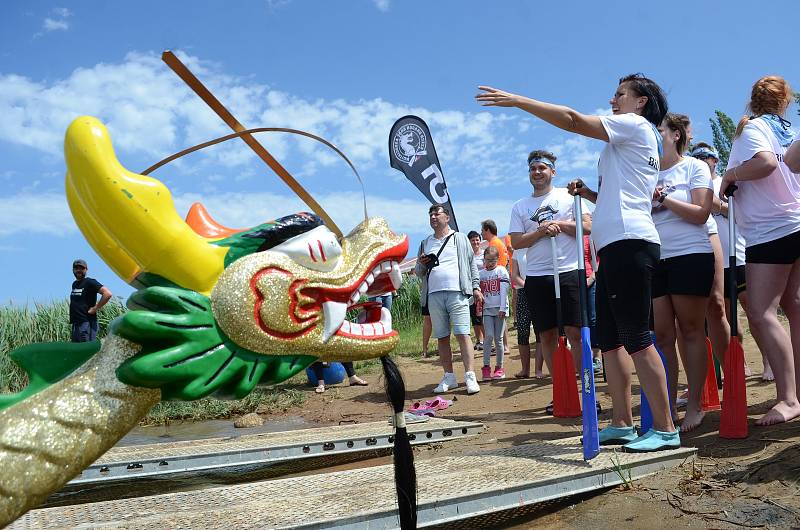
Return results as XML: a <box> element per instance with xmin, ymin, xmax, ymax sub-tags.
<box><xmin>270</xmin><ymin>225</ymin><xmax>342</xmax><ymax>272</ymax></box>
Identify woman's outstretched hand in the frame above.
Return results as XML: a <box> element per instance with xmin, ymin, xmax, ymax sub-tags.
<box><xmin>476</xmin><ymin>86</ymin><xmax>522</xmax><ymax>107</ymax></box>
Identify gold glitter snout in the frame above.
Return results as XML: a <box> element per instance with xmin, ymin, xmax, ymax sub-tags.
<box><xmin>211</xmin><ymin>217</ymin><xmax>408</xmax><ymax>361</ymax></box>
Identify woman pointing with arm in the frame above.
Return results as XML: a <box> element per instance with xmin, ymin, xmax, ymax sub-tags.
<box><xmin>477</xmin><ymin>74</ymin><xmax>678</xmax><ymax>452</ymax></box>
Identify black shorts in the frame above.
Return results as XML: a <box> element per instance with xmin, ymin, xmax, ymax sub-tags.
<box><xmin>651</xmin><ymin>252</ymin><xmax>715</xmax><ymax>299</ymax></box>
<box><xmin>469</xmin><ymin>302</ymin><xmax>483</xmax><ymax>326</ymax></box>
<box><xmin>524</xmin><ymin>269</ymin><xmax>581</xmax><ymax>333</ymax></box>
<box><xmin>724</xmin><ymin>265</ymin><xmax>746</xmax><ymax>298</ymax></box>
<box><xmin>596</xmin><ymin>239</ymin><xmax>659</xmax><ymax>354</ymax></box>
<box><xmin>746</xmin><ymin>229</ymin><xmax>800</xmax><ymax>264</ymax></box>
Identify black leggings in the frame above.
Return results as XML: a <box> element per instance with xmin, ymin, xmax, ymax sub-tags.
<box><xmin>515</xmin><ymin>290</ymin><xmax>532</xmax><ymax>346</ymax></box>
<box><xmin>311</xmin><ymin>361</ymin><xmax>356</xmax><ymax>380</ymax></box>
<box><xmin>596</xmin><ymin>239</ymin><xmax>660</xmax><ymax>354</ymax></box>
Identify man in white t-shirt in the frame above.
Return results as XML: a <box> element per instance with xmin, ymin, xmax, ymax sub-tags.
<box><xmin>509</xmin><ymin>150</ymin><xmax>592</xmax><ymax>379</ymax></box>
<box><xmin>415</xmin><ymin>205</ymin><xmax>484</xmax><ymax>394</ymax></box>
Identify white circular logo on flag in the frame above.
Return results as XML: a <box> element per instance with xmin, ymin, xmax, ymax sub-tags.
<box><xmin>392</xmin><ymin>123</ymin><xmax>428</xmax><ymax>167</ymax></box>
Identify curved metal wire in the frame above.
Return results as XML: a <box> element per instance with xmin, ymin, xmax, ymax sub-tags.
<box><xmin>140</xmin><ymin>127</ymin><xmax>369</xmax><ymax>222</ymax></box>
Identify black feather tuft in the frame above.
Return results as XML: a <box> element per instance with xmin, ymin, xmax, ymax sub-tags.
<box><xmin>380</xmin><ymin>355</ymin><xmax>417</xmax><ymax>529</ymax></box>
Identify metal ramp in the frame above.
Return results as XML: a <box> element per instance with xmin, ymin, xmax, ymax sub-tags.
<box><xmin>15</xmin><ymin>436</ymin><xmax>695</xmax><ymax>529</ymax></box>
<box><xmin>69</xmin><ymin>417</ymin><xmax>483</xmax><ymax>485</ymax></box>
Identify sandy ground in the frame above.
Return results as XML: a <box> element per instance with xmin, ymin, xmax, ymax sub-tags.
<box><xmin>288</xmin><ymin>325</ymin><xmax>800</xmax><ymax>529</ymax></box>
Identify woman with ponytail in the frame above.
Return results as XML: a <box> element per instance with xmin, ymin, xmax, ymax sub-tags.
<box><xmin>651</xmin><ymin>113</ymin><xmax>714</xmax><ymax>432</ymax></box>
<box><xmin>477</xmin><ymin>74</ymin><xmax>678</xmax><ymax>452</ymax></box>
<box><xmin>719</xmin><ymin>75</ymin><xmax>800</xmax><ymax>426</ymax></box>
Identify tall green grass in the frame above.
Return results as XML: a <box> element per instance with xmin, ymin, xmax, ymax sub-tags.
<box><xmin>0</xmin><ymin>299</ymin><xmax>126</xmax><ymax>393</ymax></box>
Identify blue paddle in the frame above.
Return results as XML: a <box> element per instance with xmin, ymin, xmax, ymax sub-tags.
<box><xmin>574</xmin><ymin>193</ymin><xmax>599</xmax><ymax>460</ymax></box>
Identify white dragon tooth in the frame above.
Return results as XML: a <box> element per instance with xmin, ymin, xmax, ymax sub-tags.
<box><xmin>362</xmin><ymin>323</ymin><xmax>375</xmax><ymax>337</ymax></box>
<box><xmin>358</xmin><ymin>282</ymin><xmax>369</xmax><ymax>295</ymax></box>
<box><xmin>321</xmin><ymin>301</ymin><xmax>348</xmax><ymax>343</ymax></box>
<box><xmin>340</xmin><ymin>321</ymin><xmax>351</xmax><ymax>333</ymax></box>
<box><xmin>372</xmin><ymin>264</ymin><xmax>383</xmax><ymax>276</ymax></box>
<box><xmin>389</xmin><ymin>262</ymin><xmax>402</xmax><ymax>290</ymax></box>
<box><xmin>380</xmin><ymin>307</ymin><xmax>392</xmax><ymax>330</ymax></box>
<box><xmin>349</xmin><ymin>323</ymin><xmax>363</xmax><ymax>336</ymax></box>
<box><xmin>381</xmin><ymin>261</ymin><xmax>392</xmax><ymax>273</ymax></box>
<box><xmin>365</xmin><ymin>272</ymin><xmax>374</xmax><ymax>285</ymax></box>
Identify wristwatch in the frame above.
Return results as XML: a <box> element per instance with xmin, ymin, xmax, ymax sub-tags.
<box><xmin>657</xmin><ymin>190</ymin><xmax>669</xmax><ymax>204</ymax></box>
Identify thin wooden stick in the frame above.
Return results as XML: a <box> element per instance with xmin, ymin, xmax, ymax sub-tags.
<box><xmin>162</xmin><ymin>50</ymin><xmax>342</xmax><ymax>237</ymax></box>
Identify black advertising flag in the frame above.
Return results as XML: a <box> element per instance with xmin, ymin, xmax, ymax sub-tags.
<box><xmin>388</xmin><ymin>115</ymin><xmax>458</xmax><ymax>231</ymax></box>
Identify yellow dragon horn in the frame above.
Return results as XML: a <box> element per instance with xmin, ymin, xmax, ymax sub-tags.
<box><xmin>64</xmin><ymin>116</ymin><xmax>227</xmax><ymax>295</ymax></box>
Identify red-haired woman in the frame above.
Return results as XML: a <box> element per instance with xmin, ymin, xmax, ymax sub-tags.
<box><xmin>477</xmin><ymin>74</ymin><xmax>678</xmax><ymax>452</ymax></box>
<box><xmin>719</xmin><ymin>75</ymin><xmax>800</xmax><ymax>426</ymax></box>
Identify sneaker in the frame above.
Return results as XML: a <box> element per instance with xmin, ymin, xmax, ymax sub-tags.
<box><xmin>434</xmin><ymin>372</ymin><xmax>458</xmax><ymax>393</ymax></box>
<box><xmin>464</xmin><ymin>371</ymin><xmax>480</xmax><ymax>394</ymax></box>
<box><xmin>493</xmin><ymin>367</ymin><xmax>506</xmax><ymax>380</ymax></box>
<box><xmin>481</xmin><ymin>365</ymin><xmax>492</xmax><ymax>381</ymax></box>
<box><xmin>474</xmin><ymin>341</ymin><xmax>483</xmax><ymax>351</ymax></box>
<box><xmin>622</xmin><ymin>428</ymin><xmax>681</xmax><ymax>453</ymax></box>
<box><xmin>598</xmin><ymin>425</ymin><xmax>638</xmax><ymax>445</ymax></box>
<box><xmin>593</xmin><ymin>357</ymin><xmax>603</xmax><ymax>374</ymax></box>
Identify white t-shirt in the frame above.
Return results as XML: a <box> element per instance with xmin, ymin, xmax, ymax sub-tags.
<box><xmin>592</xmin><ymin>113</ymin><xmax>661</xmax><ymax>251</ymax></box>
<box><xmin>479</xmin><ymin>265</ymin><xmax>509</xmax><ymax>313</ymax></box>
<box><xmin>652</xmin><ymin>157</ymin><xmax>713</xmax><ymax>259</ymax></box>
<box><xmin>508</xmin><ymin>188</ymin><xmax>586</xmax><ymax>276</ymax></box>
<box><xmin>422</xmin><ymin>232</ymin><xmax>459</xmax><ymax>293</ymax></box>
<box><xmin>704</xmin><ymin>214</ymin><xmax>718</xmax><ymax>236</ymax></box>
<box><xmin>473</xmin><ymin>251</ymin><xmax>484</xmax><ymax>271</ymax></box>
<box><xmin>727</xmin><ymin>118</ymin><xmax>800</xmax><ymax>246</ymax></box>
<box><xmin>511</xmin><ymin>249</ymin><xmax>527</xmax><ymax>290</ymax></box>
<box><xmin>713</xmin><ymin>177</ymin><xmax>746</xmax><ymax>266</ymax></box>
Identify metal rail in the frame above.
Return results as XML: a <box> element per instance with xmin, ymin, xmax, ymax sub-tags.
<box><xmin>68</xmin><ymin>417</ymin><xmax>483</xmax><ymax>485</ymax></box>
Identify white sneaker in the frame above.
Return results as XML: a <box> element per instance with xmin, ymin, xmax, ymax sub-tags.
<box><xmin>434</xmin><ymin>372</ymin><xmax>458</xmax><ymax>393</ymax></box>
<box><xmin>464</xmin><ymin>371</ymin><xmax>480</xmax><ymax>394</ymax></box>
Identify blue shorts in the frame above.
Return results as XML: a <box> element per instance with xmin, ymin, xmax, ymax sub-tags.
<box><xmin>428</xmin><ymin>291</ymin><xmax>471</xmax><ymax>339</ymax></box>
<box><xmin>71</xmin><ymin>321</ymin><xmax>98</xmax><ymax>342</ymax></box>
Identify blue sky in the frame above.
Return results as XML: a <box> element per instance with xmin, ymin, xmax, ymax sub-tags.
<box><xmin>1</xmin><ymin>0</ymin><xmax>798</xmax><ymax>304</ymax></box>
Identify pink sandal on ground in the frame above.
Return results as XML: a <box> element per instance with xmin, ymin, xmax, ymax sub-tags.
<box><xmin>424</xmin><ymin>397</ymin><xmax>453</xmax><ymax>412</ymax></box>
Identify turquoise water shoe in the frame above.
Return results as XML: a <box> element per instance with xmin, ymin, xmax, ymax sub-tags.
<box><xmin>622</xmin><ymin>428</ymin><xmax>681</xmax><ymax>453</ymax></box>
<box><xmin>598</xmin><ymin>425</ymin><xmax>637</xmax><ymax>445</ymax></box>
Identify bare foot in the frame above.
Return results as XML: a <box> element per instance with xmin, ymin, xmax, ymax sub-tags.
<box><xmin>744</xmin><ymin>362</ymin><xmax>753</xmax><ymax>377</ymax></box>
<box><xmin>680</xmin><ymin>407</ymin><xmax>706</xmax><ymax>432</ymax></box>
<box><xmin>513</xmin><ymin>371</ymin><xmax>530</xmax><ymax>379</ymax></box>
<box><xmin>315</xmin><ymin>383</ymin><xmax>325</xmax><ymax>394</ymax></box>
<box><xmin>756</xmin><ymin>401</ymin><xmax>800</xmax><ymax>426</ymax></box>
<box><xmin>535</xmin><ymin>371</ymin><xmax>544</xmax><ymax>379</ymax></box>
<box><xmin>349</xmin><ymin>375</ymin><xmax>368</xmax><ymax>386</ymax></box>
<box><xmin>761</xmin><ymin>364</ymin><xmax>775</xmax><ymax>382</ymax></box>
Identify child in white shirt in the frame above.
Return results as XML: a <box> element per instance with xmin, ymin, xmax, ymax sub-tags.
<box><xmin>479</xmin><ymin>246</ymin><xmax>510</xmax><ymax>380</ymax></box>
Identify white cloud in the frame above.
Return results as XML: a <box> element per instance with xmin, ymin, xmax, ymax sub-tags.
<box><xmin>373</xmin><ymin>0</ymin><xmax>391</xmax><ymax>11</ymax></box>
<box><xmin>546</xmin><ymin>136</ymin><xmax>602</xmax><ymax>172</ymax></box>
<box><xmin>0</xmin><ymin>51</ymin><xmax>539</xmax><ymax>187</ymax></box>
<box><xmin>38</xmin><ymin>7</ymin><xmax>72</xmax><ymax>35</ymax></box>
<box><xmin>43</xmin><ymin>18</ymin><xmax>68</xmax><ymax>31</ymax></box>
<box><xmin>0</xmin><ymin>193</ymin><xmax>75</xmax><ymax>237</ymax></box>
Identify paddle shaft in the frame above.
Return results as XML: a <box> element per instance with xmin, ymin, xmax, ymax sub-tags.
<box><xmin>550</xmin><ymin>236</ymin><xmax>565</xmax><ymax>337</ymax></box>
<box><xmin>161</xmin><ymin>51</ymin><xmax>343</xmax><ymax>237</ymax></box>
<box><xmin>726</xmin><ymin>192</ymin><xmax>738</xmax><ymax>337</ymax></box>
